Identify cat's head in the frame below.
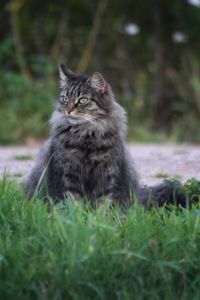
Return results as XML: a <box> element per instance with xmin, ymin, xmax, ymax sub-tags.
<box><xmin>57</xmin><ymin>64</ymin><xmax>114</xmax><ymax>124</ymax></box>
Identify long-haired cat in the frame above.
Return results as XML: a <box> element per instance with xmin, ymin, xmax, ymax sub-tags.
<box><xmin>25</xmin><ymin>65</ymin><xmax>185</xmax><ymax>208</ymax></box>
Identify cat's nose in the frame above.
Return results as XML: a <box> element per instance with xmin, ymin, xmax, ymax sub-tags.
<box><xmin>65</xmin><ymin>110</ymin><xmax>70</xmax><ymax>116</ymax></box>
<box><xmin>65</xmin><ymin>109</ymin><xmax>73</xmax><ymax>116</ymax></box>
<box><xmin>65</xmin><ymin>103</ymin><xmax>75</xmax><ymax>115</ymax></box>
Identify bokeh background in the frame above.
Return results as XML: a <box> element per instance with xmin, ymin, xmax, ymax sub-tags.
<box><xmin>1</xmin><ymin>0</ymin><xmax>200</xmax><ymax>144</ymax></box>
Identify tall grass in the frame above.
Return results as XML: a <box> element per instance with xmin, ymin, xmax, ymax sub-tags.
<box><xmin>0</xmin><ymin>178</ymin><xmax>200</xmax><ymax>299</ymax></box>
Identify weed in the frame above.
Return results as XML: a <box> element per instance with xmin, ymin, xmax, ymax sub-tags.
<box><xmin>155</xmin><ymin>173</ymin><xmax>182</xmax><ymax>180</ymax></box>
<box><xmin>14</xmin><ymin>155</ymin><xmax>33</xmax><ymax>161</ymax></box>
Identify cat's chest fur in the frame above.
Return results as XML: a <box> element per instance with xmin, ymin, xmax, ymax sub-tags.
<box><xmin>49</xmin><ymin>123</ymin><xmax>118</xmax><ymax>200</ymax></box>
<box><xmin>54</xmin><ymin>124</ymin><xmax>114</xmax><ymax>164</ymax></box>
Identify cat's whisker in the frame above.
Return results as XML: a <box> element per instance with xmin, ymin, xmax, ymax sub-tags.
<box><xmin>83</xmin><ymin>115</ymin><xmax>106</xmax><ymax>133</ymax></box>
<box><xmin>40</xmin><ymin>119</ymin><xmax>52</xmax><ymax>129</ymax></box>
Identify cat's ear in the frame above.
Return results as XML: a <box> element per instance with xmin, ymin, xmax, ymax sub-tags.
<box><xmin>59</xmin><ymin>64</ymin><xmax>74</xmax><ymax>87</ymax></box>
<box><xmin>87</xmin><ymin>72</ymin><xmax>106</xmax><ymax>93</ymax></box>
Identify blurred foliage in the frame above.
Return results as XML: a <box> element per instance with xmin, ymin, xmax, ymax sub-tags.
<box><xmin>0</xmin><ymin>69</ymin><xmax>56</xmax><ymax>144</ymax></box>
<box><xmin>1</xmin><ymin>0</ymin><xmax>200</xmax><ymax>143</ymax></box>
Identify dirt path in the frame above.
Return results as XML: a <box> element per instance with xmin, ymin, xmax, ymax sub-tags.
<box><xmin>0</xmin><ymin>144</ymin><xmax>199</xmax><ymax>186</ymax></box>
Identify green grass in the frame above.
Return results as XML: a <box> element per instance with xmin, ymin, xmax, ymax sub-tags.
<box><xmin>0</xmin><ymin>178</ymin><xmax>200</xmax><ymax>299</ymax></box>
<box><xmin>14</xmin><ymin>155</ymin><xmax>33</xmax><ymax>161</ymax></box>
<box><xmin>155</xmin><ymin>173</ymin><xmax>182</xmax><ymax>180</ymax></box>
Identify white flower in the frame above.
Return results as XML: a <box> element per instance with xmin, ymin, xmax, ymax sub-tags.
<box><xmin>172</xmin><ymin>31</ymin><xmax>187</xmax><ymax>43</ymax></box>
<box><xmin>187</xmin><ymin>0</ymin><xmax>200</xmax><ymax>7</ymax></box>
<box><xmin>124</xmin><ymin>23</ymin><xmax>140</xmax><ymax>36</ymax></box>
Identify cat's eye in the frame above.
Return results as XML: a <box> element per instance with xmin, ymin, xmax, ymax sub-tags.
<box><xmin>79</xmin><ymin>97</ymin><xmax>88</xmax><ymax>104</ymax></box>
<box><xmin>60</xmin><ymin>95</ymin><xmax>68</xmax><ymax>103</ymax></box>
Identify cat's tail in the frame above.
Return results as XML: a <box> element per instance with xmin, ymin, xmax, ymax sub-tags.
<box><xmin>139</xmin><ymin>180</ymin><xmax>191</xmax><ymax>208</ymax></box>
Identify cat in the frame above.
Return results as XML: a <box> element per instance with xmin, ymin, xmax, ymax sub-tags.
<box><xmin>25</xmin><ymin>65</ymin><xmax>186</xmax><ymax>208</ymax></box>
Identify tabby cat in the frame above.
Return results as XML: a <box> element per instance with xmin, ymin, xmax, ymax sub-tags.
<box><xmin>25</xmin><ymin>65</ymin><xmax>185</xmax><ymax>208</ymax></box>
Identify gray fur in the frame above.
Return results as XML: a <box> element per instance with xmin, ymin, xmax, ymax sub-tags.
<box><xmin>25</xmin><ymin>66</ymin><xmax>139</xmax><ymax>207</ymax></box>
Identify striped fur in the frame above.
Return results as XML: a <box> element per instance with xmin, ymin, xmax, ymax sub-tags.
<box><xmin>25</xmin><ymin>66</ymin><xmax>139</xmax><ymax>206</ymax></box>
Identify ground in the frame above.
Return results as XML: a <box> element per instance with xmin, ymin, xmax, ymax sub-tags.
<box><xmin>0</xmin><ymin>144</ymin><xmax>199</xmax><ymax>186</ymax></box>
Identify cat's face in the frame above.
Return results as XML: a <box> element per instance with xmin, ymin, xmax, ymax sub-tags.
<box><xmin>57</xmin><ymin>65</ymin><xmax>112</xmax><ymax>124</ymax></box>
